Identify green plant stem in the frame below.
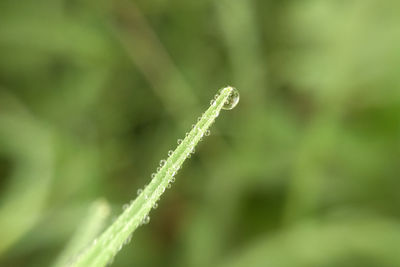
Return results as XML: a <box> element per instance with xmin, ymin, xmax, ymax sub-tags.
<box><xmin>73</xmin><ymin>86</ymin><xmax>235</xmax><ymax>267</ymax></box>
<box><xmin>53</xmin><ymin>199</ymin><xmax>110</xmax><ymax>267</ymax></box>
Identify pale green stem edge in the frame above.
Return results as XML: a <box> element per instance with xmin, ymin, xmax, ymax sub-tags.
<box><xmin>73</xmin><ymin>87</ymin><xmax>234</xmax><ymax>267</ymax></box>
<box><xmin>53</xmin><ymin>199</ymin><xmax>110</xmax><ymax>267</ymax></box>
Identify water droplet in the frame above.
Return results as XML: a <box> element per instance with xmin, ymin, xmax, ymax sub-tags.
<box><xmin>142</xmin><ymin>215</ymin><xmax>150</xmax><ymax>224</ymax></box>
<box><xmin>158</xmin><ymin>186</ymin><xmax>165</xmax><ymax>195</ymax></box>
<box><xmin>124</xmin><ymin>235</ymin><xmax>132</xmax><ymax>245</ymax></box>
<box><xmin>153</xmin><ymin>203</ymin><xmax>158</xmax><ymax>209</ymax></box>
<box><xmin>157</xmin><ymin>167</ymin><xmax>161</xmax><ymax>172</ymax></box>
<box><xmin>157</xmin><ymin>188</ymin><xmax>163</xmax><ymax>196</ymax></box>
<box><xmin>122</xmin><ymin>204</ymin><xmax>129</xmax><ymax>210</ymax></box>
<box><xmin>222</xmin><ymin>86</ymin><xmax>239</xmax><ymax>110</ymax></box>
<box><xmin>168</xmin><ymin>150</ymin><xmax>173</xmax><ymax>156</ymax></box>
<box><xmin>177</xmin><ymin>139</ymin><xmax>182</xmax><ymax>145</ymax></box>
<box><xmin>137</xmin><ymin>189</ymin><xmax>143</xmax><ymax>195</ymax></box>
<box><xmin>151</xmin><ymin>173</ymin><xmax>156</xmax><ymax>178</ymax></box>
<box><xmin>205</xmin><ymin>130</ymin><xmax>211</xmax><ymax>136</ymax></box>
<box><xmin>167</xmin><ymin>183</ymin><xmax>172</xmax><ymax>189</ymax></box>
<box><xmin>210</xmin><ymin>99</ymin><xmax>216</xmax><ymax>106</ymax></box>
<box><xmin>171</xmin><ymin>177</ymin><xmax>176</xmax><ymax>183</ymax></box>
<box><xmin>160</xmin><ymin>159</ymin><xmax>166</xmax><ymax>167</ymax></box>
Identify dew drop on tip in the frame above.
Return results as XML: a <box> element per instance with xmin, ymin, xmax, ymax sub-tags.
<box><xmin>222</xmin><ymin>86</ymin><xmax>239</xmax><ymax>110</ymax></box>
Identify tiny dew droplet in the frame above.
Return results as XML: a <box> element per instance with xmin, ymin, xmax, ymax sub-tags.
<box><xmin>168</xmin><ymin>150</ymin><xmax>173</xmax><ymax>156</ymax></box>
<box><xmin>143</xmin><ymin>215</ymin><xmax>150</xmax><ymax>224</ymax></box>
<box><xmin>160</xmin><ymin>159</ymin><xmax>166</xmax><ymax>167</ymax></box>
<box><xmin>151</xmin><ymin>173</ymin><xmax>156</xmax><ymax>178</ymax></box>
<box><xmin>205</xmin><ymin>130</ymin><xmax>211</xmax><ymax>136</ymax></box>
<box><xmin>177</xmin><ymin>139</ymin><xmax>182</xmax><ymax>145</ymax></box>
<box><xmin>167</xmin><ymin>183</ymin><xmax>172</xmax><ymax>189</ymax></box>
<box><xmin>137</xmin><ymin>189</ymin><xmax>143</xmax><ymax>195</ymax></box>
<box><xmin>222</xmin><ymin>86</ymin><xmax>240</xmax><ymax>110</ymax></box>
<box><xmin>124</xmin><ymin>235</ymin><xmax>132</xmax><ymax>245</ymax></box>
<box><xmin>153</xmin><ymin>203</ymin><xmax>158</xmax><ymax>209</ymax></box>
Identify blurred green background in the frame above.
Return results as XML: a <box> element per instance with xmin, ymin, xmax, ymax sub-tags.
<box><xmin>1</xmin><ymin>0</ymin><xmax>400</xmax><ymax>266</ymax></box>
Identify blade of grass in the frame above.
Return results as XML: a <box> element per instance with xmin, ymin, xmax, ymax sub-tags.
<box><xmin>112</xmin><ymin>0</ymin><xmax>201</xmax><ymax>123</ymax></box>
<box><xmin>53</xmin><ymin>199</ymin><xmax>110</xmax><ymax>267</ymax></box>
<box><xmin>72</xmin><ymin>86</ymin><xmax>237</xmax><ymax>267</ymax></box>
<box><xmin>0</xmin><ymin>91</ymin><xmax>55</xmax><ymax>255</ymax></box>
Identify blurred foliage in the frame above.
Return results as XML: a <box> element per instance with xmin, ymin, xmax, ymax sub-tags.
<box><xmin>0</xmin><ymin>0</ymin><xmax>399</xmax><ymax>266</ymax></box>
